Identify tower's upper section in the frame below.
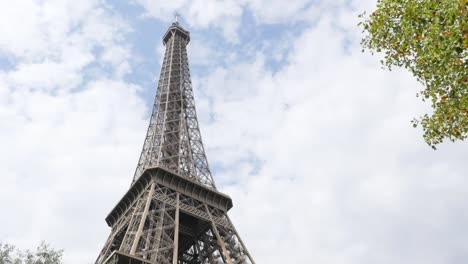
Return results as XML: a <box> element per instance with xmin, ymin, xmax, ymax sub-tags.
<box><xmin>163</xmin><ymin>22</ymin><xmax>190</xmax><ymax>45</ymax></box>
<box><xmin>133</xmin><ymin>21</ymin><xmax>215</xmax><ymax>189</ymax></box>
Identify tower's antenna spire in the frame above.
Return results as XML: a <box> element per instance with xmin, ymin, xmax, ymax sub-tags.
<box><xmin>174</xmin><ymin>11</ymin><xmax>180</xmax><ymax>23</ymax></box>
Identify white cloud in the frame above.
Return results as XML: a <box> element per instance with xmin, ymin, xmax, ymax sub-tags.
<box><xmin>134</xmin><ymin>0</ymin><xmax>243</xmax><ymax>41</ymax></box>
<box><xmin>100</xmin><ymin>45</ymin><xmax>132</xmax><ymax>78</ymax></box>
<box><xmin>0</xmin><ymin>1</ymin><xmax>144</xmax><ymax>264</ymax></box>
<box><xmin>0</xmin><ymin>78</ymin><xmax>147</xmax><ymax>263</ymax></box>
<box><xmin>2</xmin><ymin>53</ymin><xmax>92</xmax><ymax>93</ymax></box>
<box><xmin>247</xmin><ymin>0</ymin><xmax>310</xmax><ymax>23</ymax></box>
<box><xmin>194</xmin><ymin>5</ymin><xmax>468</xmax><ymax>264</ymax></box>
<box><xmin>132</xmin><ymin>0</ymin><xmax>359</xmax><ymax>41</ymax></box>
<box><xmin>188</xmin><ymin>38</ymin><xmax>221</xmax><ymax>67</ymax></box>
<box><xmin>0</xmin><ymin>0</ymin><xmax>104</xmax><ymax>60</ymax></box>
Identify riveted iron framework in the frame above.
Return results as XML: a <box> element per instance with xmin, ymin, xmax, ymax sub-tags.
<box><xmin>132</xmin><ymin>22</ymin><xmax>214</xmax><ymax>188</ymax></box>
<box><xmin>95</xmin><ymin>22</ymin><xmax>255</xmax><ymax>264</ymax></box>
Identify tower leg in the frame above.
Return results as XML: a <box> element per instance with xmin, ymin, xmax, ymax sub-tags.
<box><xmin>172</xmin><ymin>193</ymin><xmax>180</xmax><ymax>264</ymax></box>
<box><xmin>205</xmin><ymin>205</ymin><xmax>233</xmax><ymax>264</ymax></box>
<box><xmin>131</xmin><ymin>183</ymin><xmax>155</xmax><ymax>254</ymax></box>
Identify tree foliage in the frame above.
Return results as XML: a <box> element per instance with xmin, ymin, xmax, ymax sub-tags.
<box><xmin>359</xmin><ymin>0</ymin><xmax>468</xmax><ymax>148</ymax></box>
<box><xmin>0</xmin><ymin>242</ymin><xmax>63</xmax><ymax>264</ymax></box>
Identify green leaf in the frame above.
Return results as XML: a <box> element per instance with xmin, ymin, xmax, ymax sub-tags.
<box><xmin>359</xmin><ymin>0</ymin><xmax>468</xmax><ymax>148</ymax></box>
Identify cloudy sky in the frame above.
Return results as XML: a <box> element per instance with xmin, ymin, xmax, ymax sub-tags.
<box><xmin>1</xmin><ymin>0</ymin><xmax>467</xmax><ymax>263</ymax></box>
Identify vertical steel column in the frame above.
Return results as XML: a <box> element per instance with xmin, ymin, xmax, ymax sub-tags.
<box><xmin>130</xmin><ymin>183</ymin><xmax>155</xmax><ymax>254</ymax></box>
<box><xmin>155</xmin><ymin>31</ymin><xmax>175</xmax><ymax>168</ymax></box>
<box><xmin>152</xmin><ymin>202</ymin><xmax>167</xmax><ymax>259</ymax></box>
<box><xmin>172</xmin><ymin>193</ymin><xmax>180</xmax><ymax>264</ymax></box>
<box><xmin>119</xmin><ymin>192</ymin><xmax>148</xmax><ymax>252</ymax></box>
<box><xmin>205</xmin><ymin>205</ymin><xmax>233</xmax><ymax>264</ymax></box>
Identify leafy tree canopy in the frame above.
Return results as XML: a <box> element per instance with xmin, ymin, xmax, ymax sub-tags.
<box><xmin>0</xmin><ymin>242</ymin><xmax>63</xmax><ymax>264</ymax></box>
<box><xmin>359</xmin><ymin>0</ymin><xmax>467</xmax><ymax>148</ymax></box>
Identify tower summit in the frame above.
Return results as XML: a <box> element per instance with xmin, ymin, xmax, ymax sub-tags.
<box><xmin>95</xmin><ymin>20</ymin><xmax>255</xmax><ymax>264</ymax></box>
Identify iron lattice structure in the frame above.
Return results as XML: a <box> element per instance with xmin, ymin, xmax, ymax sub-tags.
<box><xmin>95</xmin><ymin>22</ymin><xmax>255</xmax><ymax>264</ymax></box>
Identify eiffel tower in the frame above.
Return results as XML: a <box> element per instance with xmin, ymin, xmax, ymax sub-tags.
<box><xmin>95</xmin><ymin>20</ymin><xmax>255</xmax><ymax>264</ymax></box>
